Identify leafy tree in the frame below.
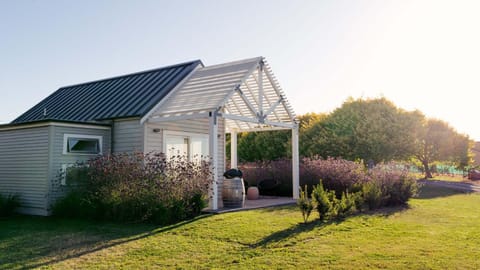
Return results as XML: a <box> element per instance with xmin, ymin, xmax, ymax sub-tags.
<box><xmin>302</xmin><ymin>97</ymin><xmax>420</xmax><ymax>163</ymax></box>
<box><xmin>413</xmin><ymin>118</ymin><xmax>473</xmax><ymax>178</ymax></box>
<box><xmin>226</xmin><ymin>130</ymin><xmax>290</xmax><ymax>162</ymax></box>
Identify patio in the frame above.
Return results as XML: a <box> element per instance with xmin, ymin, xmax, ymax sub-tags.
<box><xmin>204</xmin><ymin>196</ymin><xmax>296</xmax><ymax>214</ymax></box>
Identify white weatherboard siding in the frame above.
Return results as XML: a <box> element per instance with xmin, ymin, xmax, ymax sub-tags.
<box><xmin>0</xmin><ymin>126</ymin><xmax>49</xmax><ymax>215</ymax></box>
<box><xmin>112</xmin><ymin>119</ymin><xmax>144</xmax><ymax>153</ymax></box>
<box><xmin>47</xmin><ymin>125</ymin><xmax>111</xmax><ymax>211</ymax></box>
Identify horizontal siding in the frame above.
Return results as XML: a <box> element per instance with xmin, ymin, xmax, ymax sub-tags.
<box><xmin>113</xmin><ymin>119</ymin><xmax>144</xmax><ymax>153</ymax></box>
<box><xmin>0</xmin><ymin>126</ymin><xmax>49</xmax><ymax>215</ymax></box>
<box><xmin>48</xmin><ymin>125</ymin><xmax>111</xmax><ymax>209</ymax></box>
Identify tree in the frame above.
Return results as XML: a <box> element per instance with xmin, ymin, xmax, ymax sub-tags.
<box><xmin>301</xmin><ymin>97</ymin><xmax>420</xmax><ymax>163</ymax></box>
<box><xmin>226</xmin><ymin>130</ymin><xmax>291</xmax><ymax>162</ymax></box>
<box><xmin>414</xmin><ymin>118</ymin><xmax>473</xmax><ymax>178</ymax></box>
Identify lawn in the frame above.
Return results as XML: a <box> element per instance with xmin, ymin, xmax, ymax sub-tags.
<box><xmin>1</xmin><ymin>185</ymin><xmax>480</xmax><ymax>269</ymax></box>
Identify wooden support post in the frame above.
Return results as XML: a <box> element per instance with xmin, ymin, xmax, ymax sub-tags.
<box><xmin>209</xmin><ymin>111</ymin><xmax>219</xmax><ymax>210</ymax></box>
<box><xmin>292</xmin><ymin>125</ymin><xmax>300</xmax><ymax>199</ymax></box>
<box><xmin>230</xmin><ymin>130</ymin><xmax>238</xmax><ymax>169</ymax></box>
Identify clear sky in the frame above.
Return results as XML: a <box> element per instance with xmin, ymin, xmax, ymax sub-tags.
<box><xmin>1</xmin><ymin>0</ymin><xmax>479</xmax><ymax>139</ymax></box>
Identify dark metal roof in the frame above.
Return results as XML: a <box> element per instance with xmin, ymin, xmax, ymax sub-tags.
<box><xmin>12</xmin><ymin>60</ymin><xmax>202</xmax><ymax>124</ymax></box>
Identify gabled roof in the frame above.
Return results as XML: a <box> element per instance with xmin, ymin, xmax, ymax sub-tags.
<box><xmin>144</xmin><ymin>57</ymin><xmax>297</xmax><ymax>132</ymax></box>
<box><xmin>12</xmin><ymin>60</ymin><xmax>202</xmax><ymax>124</ymax></box>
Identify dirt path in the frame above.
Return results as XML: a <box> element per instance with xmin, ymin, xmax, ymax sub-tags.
<box><xmin>419</xmin><ymin>179</ymin><xmax>480</xmax><ymax>193</ymax></box>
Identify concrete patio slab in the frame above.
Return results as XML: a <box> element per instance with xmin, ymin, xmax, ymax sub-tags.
<box><xmin>203</xmin><ymin>196</ymin><xmax>296</xmax><ymax>214</ymax></box>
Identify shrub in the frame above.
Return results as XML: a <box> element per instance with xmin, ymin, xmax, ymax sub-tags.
<box><xmin>336</xmin><ymin>191</ymin><xmax>357</xmax><ymax>218</ymax></box>
<box><xmin>302</xmin><ymin>157</ymin><xmax>368</xmax><ymax>196</ymax></box>
<box><xmin>0</xmin><ymin>194</ymin><xmax>20</xmax><ymax>217</ymax></box>
<box><xmin>52</xmin><ymin>152</ymin><xmax>211</xmax><ymax>224</ymax></box>
<box><xmin>368</xmin><ymin>162</ymin><xmax>419</xmax><ymax>207</ymax></box>
<box><xmin>311</xmin><ymin>182</ymin><xmax>332</xmax><ymax>221</ymax></box>
<box><xmin>362</xmin><ymin>181</ymin><xmax>385</xmax><ymax>210</ymax></box>
<box><xmin>297</xmin><ymin>185</ymin><xmax>314</xmax><ymax>223</ymax></box>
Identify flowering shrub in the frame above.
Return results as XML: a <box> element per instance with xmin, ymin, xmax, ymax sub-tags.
<box><xmin>368</xmin><ymin>162</ymin><xmax>419</xmax><ymax>206</ymax></box>
<box><xmin>52</xmin><ymin>152</ymin><xmax>211</xmax><ymax>224</ymax></box>
<box><xmin>302</xmin><ymin>157</ymin><xmax>368</xmax><ymax>195</ymax></box>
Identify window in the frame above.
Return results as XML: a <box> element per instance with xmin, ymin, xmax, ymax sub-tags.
<box><xmin>164</xmin><ymin>131</ymin><xmax>209</xmax><ymax>161</ymax></box>
<box><xmin>60</xmin><ymin>164</ymin><xmax>74</xmax><ymax>185</ymax></box>
<box><xmin>63</xmin><ymin>134</ymin><xmax>102</xmax><ymax>155</ymax></box>
<box><xmin>60</xmin><ymin>164</ymin><xmax>88</xmax><ymax>186</ymax></box>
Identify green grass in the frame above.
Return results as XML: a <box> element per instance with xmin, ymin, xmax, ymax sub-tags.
<box><xmin>1</xmin><ymin>185</ymin><xmax>480</xmax><ymax>269</ymax></box>
<box><xmin>414</xmin><ymin>173</ymin><xmax>468</xmax><ymax>182</ymax></box>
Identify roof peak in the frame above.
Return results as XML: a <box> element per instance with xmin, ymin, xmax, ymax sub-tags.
<box><xmin>60</xmin><ymin>59</ymin><xmax>203</xmax><ymax>89</ymax></box>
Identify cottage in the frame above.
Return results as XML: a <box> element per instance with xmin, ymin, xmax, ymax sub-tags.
<box><xmin>0</xmin><ymin>57</ymin><xmax>299</xmax><ymax>215</ymax></box>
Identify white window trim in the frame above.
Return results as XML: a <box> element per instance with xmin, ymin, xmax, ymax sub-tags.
<box><xmin>63</xmin><ymin>133</ymin><xmax>103</xmax><ymax>155</ymax></box>
<box><xmin>163</xmin><ymin>130</ymin><xmax>209</xmax><ymax>161</ymax></box>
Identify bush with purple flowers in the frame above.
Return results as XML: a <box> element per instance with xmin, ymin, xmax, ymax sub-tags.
<box><xmin>52</xmin><ymin>152</ymin><xmax>211</xmax><ymax>224</ymax></box>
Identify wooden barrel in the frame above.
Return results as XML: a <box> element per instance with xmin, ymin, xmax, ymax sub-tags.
<box><xmin>222</xmin><ymin>177</ymin><xmax>245</xmax><ymax>208</ymax></box>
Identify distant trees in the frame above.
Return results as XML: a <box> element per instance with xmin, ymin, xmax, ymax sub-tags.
<box><xmin>227</xmin><ymin>97</ymin><xmax>473</xmax><ymax>179</ymax></box>
<box><xmin>413</xmin><ymin>118</ymin><xmax>473</xmax><ymax>178</ymax></box>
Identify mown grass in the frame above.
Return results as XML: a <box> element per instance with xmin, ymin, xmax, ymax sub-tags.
<box><xmin>414</xmin><ymin>173</ymin><xmax>468</xmax><ymax>182</ymax></box>
<box><xmin>1</xmin><ymin>185</ymin><xmax>479</xmax><ymax>269</ymax></box>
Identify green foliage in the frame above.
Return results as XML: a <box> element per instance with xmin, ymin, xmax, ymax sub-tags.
<box><xmin>302</xmin><ymin>97</ymin><xmax>421</xmax><ymax>163</ymax></box>
<box><xmin>414</xmin><ymin>118</ymin><xmax>473</xmax><ymax>178</ymax></box>
<box><xmin>362</xmin><ymin>181</ymin><xmax>385</xmax><ymax>210</ymax></box>
<box><xmin>337</xmin><ymin>191</ymin><xmax>357</xmax><ymax>218</ymax></box>
<box><xmin>297</xmin><ymin>185</ymin><xmax>314</xmax><ymax>223</ymax></box>
<box><xmin>236</xmin><ymin>130</ymin><xmax>291</xmax><ymax>162</ymax></box>
<box><xmin>0</xmin><ymin>194</ymin><xmax>20</xmax><ymax>217</ymax></box>
<box><xmin>51</xmin><ymin>191</ymin><xmax>94</xmax><ymax>218</ymax></box>
<box><xmin>311</xmin><ymin>182</ymin><xmax>332</xmax><ymax>221</ymax></box>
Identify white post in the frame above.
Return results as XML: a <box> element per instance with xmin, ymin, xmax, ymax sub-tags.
<box><xmin>230</xmin><ymin>130</ymin><xmax>238</xmax><ymax>169</ymax></box>
<box><xmin>209</xmin><ymin>111</ymin><xmax>219</xmax><ymax>210</ymax></box>
<box><xmin>292</xmin><ymin>125</ymin><xmax>300</xmax><ymax>199</ymax></box>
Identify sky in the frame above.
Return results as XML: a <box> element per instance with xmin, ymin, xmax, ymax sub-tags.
<box><xmin>1</xmin><ymin>0</ymin><xmax>480</xmax><ymax>139</ymax></box>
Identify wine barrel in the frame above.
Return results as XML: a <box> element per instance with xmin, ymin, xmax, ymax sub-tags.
<box><xmin>222</xmin><ymin>177</ymin><xmax>245</xmax><ymax>208</ymax></box>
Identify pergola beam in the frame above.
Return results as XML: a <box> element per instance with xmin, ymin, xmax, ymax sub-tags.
<box><xmin>147</xmin><ymin>112</ymin><xmax>210</xmax><ymax>122</ymax></box>
<box><xmin>220</xmin><ymin>113</ymin><xmax>294</xmax><ymax>129</ymax></box>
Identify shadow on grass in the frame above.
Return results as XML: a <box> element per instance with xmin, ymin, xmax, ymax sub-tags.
<box><xmin>249</xmin><ymin>219</ymin><xmax>333</xmax><ymax>248</ymax></box>
<box><xmin>0</xmin><ymin>214</ymin><xmax>212</xmax><ymax>270</ymax></box>
<box><xmin>416</xmin><ymin>181</ymin><xmax>469</xmax><ymax>200</ymax></box>
<box><xmin>250</xmin><ymin>202</ymin><xmax>413</xmax><ymax>249</ymax></box>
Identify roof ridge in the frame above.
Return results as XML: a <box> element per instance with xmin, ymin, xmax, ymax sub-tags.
<box><xmin>60</xmin><ymin>60</ymin><xmax>203</xmax><ymax>89</ymax></box>
<box><xmin>200</xmin><ymin>56</ymin><xmax>262</xmax><ymax>71</ymax></box>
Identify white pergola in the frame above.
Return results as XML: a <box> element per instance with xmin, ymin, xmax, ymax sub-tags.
<box><xmin>141</xmin><ymin>57</ymin><xmax>299</xmax><ymax>210</ymax></box>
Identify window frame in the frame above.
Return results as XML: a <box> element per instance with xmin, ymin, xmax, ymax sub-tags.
<box><xmin>60</xmin><ymin>164</ymin><xmax>74</xmax><ymax>186</ymax></box>
<box><xmin>63</xmin><ymin>134</ymin><xmax>103</xmax><ymax>155</ymax></box>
